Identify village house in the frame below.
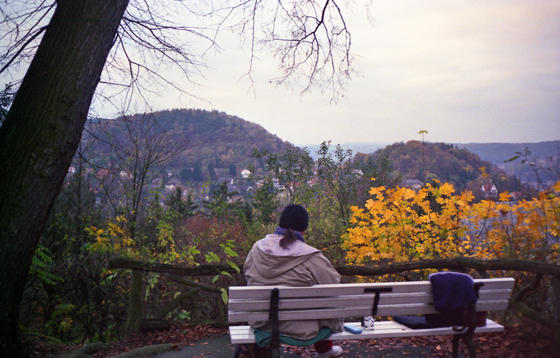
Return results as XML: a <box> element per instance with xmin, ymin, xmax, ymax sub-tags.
<box><xmin>97</xmin><ymin>168</ymin><xmax>110</xmax><ymax>179</ymax></box>
<box><xmin>120</xmin><ymin>170</ymin><xmax>132</xmax><ymax>179</ymax></box>
<box><xmin>481</xmin><ymin>184</ymin><xmax>498</xmax><ymax>199</ymax></box>
<box><xmin>401</xmin><ymin>178</ymin><xmax>424</xmax><ymax>191</ymax></box>
<box><xmin>165</xmin><ymin>178</ymin><xmax>183</xmax><ymax>192</ymax></box>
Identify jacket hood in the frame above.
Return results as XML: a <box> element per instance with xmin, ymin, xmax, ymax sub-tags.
<box><xmin>249</xmin><ymin>234</ymin><xmax>320</xmax><ymax>279</ymax></box>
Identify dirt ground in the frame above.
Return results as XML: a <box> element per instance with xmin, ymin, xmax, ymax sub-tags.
<box><xmin>24</xmin><ymin>320</ymin><xmax>556</xmax><ymax>358</ymax></box>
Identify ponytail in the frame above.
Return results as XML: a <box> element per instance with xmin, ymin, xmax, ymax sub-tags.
<box><xmin>279</xmin><ymin>228</ymin><xmax>298</xmax><ymax>249</ymax></box>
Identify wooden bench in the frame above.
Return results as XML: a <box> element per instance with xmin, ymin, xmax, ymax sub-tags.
<box><xmin>228</xmin><ymin>277</ymin><xmax>514</xmax><ymax>357</ymax></box>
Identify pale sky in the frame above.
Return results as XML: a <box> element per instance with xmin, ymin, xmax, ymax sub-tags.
<box><xmin>159</xmin><ymin>0</ymin><xmax>560</xmax><ymax>147</ymax></box>
<box><xmin>4</xmin><ymin>0</ymin><xmax>560</xmax><ymax>147</ymax></box>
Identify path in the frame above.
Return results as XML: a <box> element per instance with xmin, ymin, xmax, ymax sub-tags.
<box><xmin>152</xmin><ymin>334</ymin><xmax>437</xmax><ymax>358</ymax></box>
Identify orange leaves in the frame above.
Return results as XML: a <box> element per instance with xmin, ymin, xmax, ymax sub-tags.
<box><xmin>499</xmin><ymin>192</ymin><xmax>512</xmax><ymax>202</ymax></box>
<box><xmin>440</xmin><ymin>182</ymin><xmax>455</xmax><ymax>196</ymax></box>
<box><xmin>343</xmin><ymin>180</ymin><xmax>560</xmax><ymax>266</ymax></box>
<box><xmin>402</xmin><ymin>188</ymin><xmax>416</xmax><ymax>200</ymax></box>
<box><xmin>343</xmin><ymin>184</ymin><xmax>471</xmax><ymax>264</ymax></box>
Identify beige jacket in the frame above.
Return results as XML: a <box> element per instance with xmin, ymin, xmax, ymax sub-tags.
<box><xmin>244</xmin><ymin>234</ymin><xmax>344</xmax><ymax>340</ymax></box>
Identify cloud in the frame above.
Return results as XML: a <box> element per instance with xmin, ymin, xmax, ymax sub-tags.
<box><xmin>88</xmin><ymin>0</ymin><xmax>560</xmax><ymax>146</ymax></box>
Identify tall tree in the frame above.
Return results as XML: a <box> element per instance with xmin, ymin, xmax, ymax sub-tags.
<box><xmin>0</xmin><ymin>1</ymin><xmax>129</xmax><ymax>355</ymax></box>
<box><xmin>0</xmin><ymin>1</ymin><xmax>354</xmax><ymax>355</ymax></box>
<box><xmin>316</xmin><ymin>141</ymin><xmax>359</xmax><ymax>227</ymax></box>
<box><xmin>253</xmin><ymin>146</ymin><xmax>316</xmax><ymax>205</ymax></box>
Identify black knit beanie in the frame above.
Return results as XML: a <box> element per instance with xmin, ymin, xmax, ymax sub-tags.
<box><xmin>278</xmin><ymin>204</ymin><xmax>309</xmax><ymax>232</ymax></box>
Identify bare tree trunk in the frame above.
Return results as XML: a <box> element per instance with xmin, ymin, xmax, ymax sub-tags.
<box><xmin>551</xmin><ymin>277</ymin><xmax>560</xmax><ymax>353</ymax></box>
<box><xmin>0</xmin><ymin>1</ymin><xmax>129</xmax><ymax>356</ymax></box>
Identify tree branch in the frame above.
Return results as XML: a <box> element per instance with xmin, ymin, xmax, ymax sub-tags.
<box><xmin>0</xmin><ymin>26</ymin><xmax>47</xmax><ymax>75</ymax></box>
<box><xmin>163</xmin><ymin>273</ymin><xmax>223</xmax><ymax>293</ymax></box>
<box><xmin>108</xmin><ymin>256</ymin><xmax>560</xmax><ymax>278</ymax></box>
<box><xmin>153</xmin><ymin>288</ymin><xmax>201</xmax><ymax>320</ymax></box>
<box><xmin>508</xmin><ymin>299</ymin><xmax>553</xmax><ymax>329</ymax></box>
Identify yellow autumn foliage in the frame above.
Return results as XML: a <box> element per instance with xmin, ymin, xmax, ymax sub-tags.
<box><xmin>85</xmin><ymin>216</ymin><xmax>200</xmax><ymax>265</ymax></box>
<box><xmin>343</xmin><ymin>181</ymin><xmax>560</xmax><ymax>266</ymax></box>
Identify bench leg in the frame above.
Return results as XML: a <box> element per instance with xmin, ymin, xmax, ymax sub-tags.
<box><xmin>260</xmin><ymin>345</ymin><xmax>275</xmax><ymax>358</ymax></box>
<box><xmin>465</xmin><ymin>336</ymin><xmax>477</xmax><ymax>358</ymax></box>
<box><xmin>452</xmin><ymin>333</ymin><xmax>477</xmax><ymax>358</ymax></box>
<box><xmin>452</xmin><ymin>335</ymin><xmax>460</xmax><ymax>358</ymax></box>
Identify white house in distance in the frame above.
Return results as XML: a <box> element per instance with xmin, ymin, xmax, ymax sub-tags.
<box><xmin>481</xmin><ymin>184</ymin><xmax>498</xmax><ymax>199</ymax></box>
<box><xmin>120</xmin><ymin>170</ymin><xmax>132</xmax><ymax>179</ymax></box>
<box><xmin>241</xmin><ymin>169</ymin><xmax>251</xmax><ymax>179</ymax></box>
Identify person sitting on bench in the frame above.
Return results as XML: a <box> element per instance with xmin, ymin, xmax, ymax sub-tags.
<box><xmin>243</xmin><ymin>204</ymin><xmax>344</xmax><ymax>358</ymax></box>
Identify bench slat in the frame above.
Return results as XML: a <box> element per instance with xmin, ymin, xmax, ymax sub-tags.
<box><xmin>229</xmin><ymin>278</ymin><xmax>515</xmax><ymax>300</ymax></box>
<box><xmin>229</xmin><ymin>320</ymin><xmax>505</xmax><ymax>344</ymax></box>
<box><xmin>228</xmin><ymin>289</ymin><xmax>512</xmax><ymax>311</ymax></box>
<box><xmin>228</xmin><ymin>299</ymin><xmax>509</xmax><ymax>322</ymax></box>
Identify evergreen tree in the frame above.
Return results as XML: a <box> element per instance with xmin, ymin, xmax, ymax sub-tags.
<box><xmin>165</xmin><ymin>187</ymin><xmax>198</xmax><ymax>218</ymax></box>
<box><xmin>202</xmin><ymin>182</ymin><xmax>240</xmax><ymax>220</ymax></box>
<box><xmin>180</xmin><ymin>167</ymin><xmax>192</xmax><ymax>181</ymax></box>
<box><xmin>251</xmin><ymin>177</ymin><xmax>279</xmax><ymax>225</ymax></box>
<box><xmin>208</xmin><ymin>163</ymin><xmax>217</xmax><ymax>181</ymax></box>
<box><xmin>193</xmin><ymin>162</ymin><xmax>203</xmax><ymax>182</ymax></box>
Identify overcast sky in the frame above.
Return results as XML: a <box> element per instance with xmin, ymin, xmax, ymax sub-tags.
<box><xmin>4</xmin><ymin>1</ymin><xmax>559</xmax><ymax>147</ymax></box>
<box><xmin>152</xmin><ymin>0</ymin><xmax>558</xmax><ymax>147</ymax></box>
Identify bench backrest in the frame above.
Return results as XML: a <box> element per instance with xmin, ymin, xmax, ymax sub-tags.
<box><xmin>228</xmin><ymin>278</ymin><xmax>514</xmax><ymax>323</ymax></box>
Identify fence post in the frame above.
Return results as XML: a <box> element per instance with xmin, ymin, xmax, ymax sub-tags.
<box><xmin>125</xmin><ymin>270</ymin><xmax>147</xmax><ymax>337</ymax></box>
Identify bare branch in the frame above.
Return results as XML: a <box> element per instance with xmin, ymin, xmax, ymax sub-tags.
<box><xmin>3</xmin><ymin>0</ymin><xmax>357</xmax><ymax>116</ymax></box>
<box><xmin>0</xmin><ymin>25</ymin><xmax>46</xmax><ymax>75</ymax></box>
<box><xmin>0</xmin><ymin>1</ymin><xmax>55</xmax><ymax>74</ymax></box>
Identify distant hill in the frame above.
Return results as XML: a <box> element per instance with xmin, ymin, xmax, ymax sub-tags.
<box><xmin>456</xmin><ymin>141</ymin><xmax>560</xmax><ymax>165</ymax></box>
<box><xmin>336</xmin><ymin>140</ymin><xmax>558</xmax><ymax>188</ymax></box>
<box><xmin>311</xmin><ymin>140</ymin><xmax>560</xmax><ymax>166</ymax></box>
<box><xmin>82</xmin><ymin>109</ymin><xmax>554</xmax><ymax>194</ymax></box>
<box><xmin>355</xmin><ymin>140</ymin><xmax>525</xmax><ymax>198</ymax></box>
<box><xmin>455</xmin><ymin>141</ymin><xmax>559</xmax><ymax>186</ymax></box>
<box><xmin>86</xmin><ymin>108</ymin><xmax>292</xmax><ymax>175</ymax></box>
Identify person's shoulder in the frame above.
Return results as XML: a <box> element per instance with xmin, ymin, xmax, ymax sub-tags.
<box><xmin>255</xmin><ymin>234</ymin><xmax>281</xmax><ymax>248</ymax></box>
<box><xmin>292</xmin><ymin>240</ymin><xmax>320</xmax><ymax>253</ymax></box>
<box><xmin>302</xmin><ymin>247</ymin><xmax>335</xmax><ymax>266</ymax></box>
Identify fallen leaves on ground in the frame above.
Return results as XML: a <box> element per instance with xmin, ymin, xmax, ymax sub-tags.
<box><xmin>91</xmin><ymin>324</ymin><xmax>228</xmax><ymax>358</ymax></box>
<box><xmin>25</xmin><ymin>320</ymin><xmax>554</xmax><ymax>358</ymax></box>
<box><xmin>348</xmin><ymin>326</ymin><xmax>553</xmax><ymax>358</ymax></box>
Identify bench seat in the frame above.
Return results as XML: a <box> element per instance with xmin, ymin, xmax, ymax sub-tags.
<box><xmin>230</xmin><ymin>319</ymin><xmax>505</xmax><ymax>344</ymax></box>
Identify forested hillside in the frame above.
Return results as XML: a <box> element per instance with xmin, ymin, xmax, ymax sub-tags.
<box><xmin>355</xmin><ymin>140</ymin><xmax>525</xmax><ymax>196</ymax></box>
<box><xmin>83</xmin><ymin>111</ymin><xmax>534</xmax><ymax>198</ymax></box>
<box><xmin>87</xmin><ymin>108</ymin><xmax>291</xmax><ymax>173</ymax></box>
